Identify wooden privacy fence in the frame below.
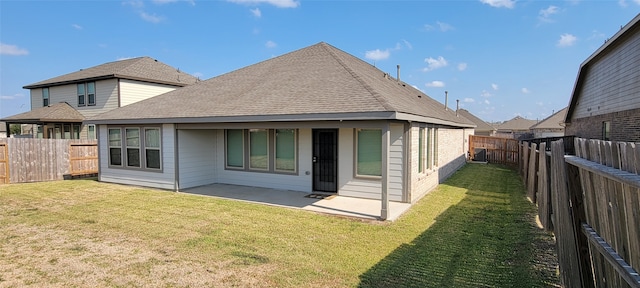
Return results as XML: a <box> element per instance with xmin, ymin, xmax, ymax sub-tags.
<box><xmin>468</xmin><ymin>135</ymin><xmax>519</xmax><ymax>166</ymax></box>
<box><xmin>522</xmin><ymin>138</ymin><xmax>640</xmax><ymax>288</ymax></box>
<box><xmin>0</xmin><ymin>138</ymin><xmax>98</xmax><ymax>184</ymax></box>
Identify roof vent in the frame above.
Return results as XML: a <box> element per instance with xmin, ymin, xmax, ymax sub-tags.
<box><xmin>396</xmin><ymin>65</ymin><xmax>400</xmax><ymax>82</ymax></box>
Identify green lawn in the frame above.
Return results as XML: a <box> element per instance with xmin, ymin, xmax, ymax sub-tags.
<box><xmin>0</xmin><ymin>164</ymin><xmax>559</xmax><ymax>287</ymax></box>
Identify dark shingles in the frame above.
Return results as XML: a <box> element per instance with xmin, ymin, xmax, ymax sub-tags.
<box><xmin>1</xmin><ymin>102</ymin><xmax>85</xmax><ymax>122</ymax></box>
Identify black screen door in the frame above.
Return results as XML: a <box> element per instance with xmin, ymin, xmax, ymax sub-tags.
<box><xmin>312</xmin><ymin>129</ymin><xmax>337</xmax><ymax>192</ymax></box>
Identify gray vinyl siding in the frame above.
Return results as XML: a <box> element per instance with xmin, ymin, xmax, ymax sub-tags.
<box><xmin>98</xmin><ymin>123</ymin><xmax>176</xmax><ymax>190</ymax></box>
<box><xmin>214</xmin><ymin>129</ymin><xmax>311</xmax><ymax>192</ymax></box>
<box><xmin>573</xmin><ymin>26</ymin><xmax>640</xmax><ymax>119</ymax></box>
<box><xmin>119</xmin><ymin>79</ymin><xmax>178</xmax><ymax>107</ymax></box>
<box><xmin>177</xmin><ymin>129</ymin><xmax>217</xmax><ymax>189</ymax></box>
<box><xmin>339</xmin><ymin>124</ymin><xmax>403</xmax><ymax>201</ymax></box>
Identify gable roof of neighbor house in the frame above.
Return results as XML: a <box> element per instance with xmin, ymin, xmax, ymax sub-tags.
<box><xmin>495</xmin><ymin>116</ymin><xmax>538</xmax><ymax>132</ymax></box>
<box><xmin>531</xmin><ymin>107</ymin><xmax>567</xmax><ymax>130</ymax></box>
<box><xmin>23</xmin><ymin>57</ymin><xmax>199</xmax><ymax>89</ymax></box>
<box><xmin>565</xmin><ymin>13</ymin><xmax>640</xmax><ymax>123</ymax></box>
<box><xmin>456</xmin><ymin>109</ymin><xmax>495</xmax><ymax>133</ymax></box>
<box><xmin>1</xmin><ymin>102</ymin><xmax>85</xmax><ymax>123</ymax></box>
<box><xmin>90</xmin><ymin>42</ymin><xmax>475</xmax><ymax>127</ymax></box>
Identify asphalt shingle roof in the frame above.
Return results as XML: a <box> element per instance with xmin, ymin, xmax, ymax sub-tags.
<box><xmin>456</xmin><ymin>109</ymin><xmax>494</xmax><ymax>132</ymax></box>
<box><xmin>496</xmin><ymin>116</ymin><xmax>538</xmax><ymax>131</ymax></box>
<box><xmin>23</xmin><ymin>57</ymin><xmax>198</xmax><ymax>89</ymax></box>
<box><xmin>1</xmin><ymin>102</ymin><xmax>85</xmax><ymax>122</ymax></box>
<box><xmin>531</xmin><ymin>107</ymin><xmax>567</xmax><ymax>130</ymax></box>
<box><xmin>90</xmin><ymin>42</ymin><xmax>474</xmax><ymax>127</ymax></box>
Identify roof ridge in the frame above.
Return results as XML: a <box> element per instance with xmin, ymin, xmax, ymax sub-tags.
<box><xmin>320</xmin><ymin>43</ymin><xmax>394</xmax><ymax>111</ymax></box>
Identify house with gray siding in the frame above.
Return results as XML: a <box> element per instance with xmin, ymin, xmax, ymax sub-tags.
<box><xmin>564</xmin><ymin>13</ymin><xmax>640</xmax><ymax>142</ymax></box>
<box><xmin>88</xmin><ymin>42</ymin><xmax>475</xmax><ymax>219</ymax></box>
<box><xmin>1</xmin><ymin>57</ymin><xmax>198</xmax><ymax>139</ymax></box>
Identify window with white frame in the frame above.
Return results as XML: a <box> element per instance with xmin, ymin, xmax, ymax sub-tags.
<box><xmin>77</xmin><ymin>82</ymin><xmax>95</xmax><ymax>107</ymax></box>
<box><xmin>42</xmin><ymin>88</ymin><xmax>49</xmax><ymax>107</ymax></box>
<box><xmin>108</xmin><ymin>126</ymin><xmax>162</xmax><ymax>170</ymax></box>
<box><xmin>356</xmin><ymin>128</ymin><xmax>382</xmax><ymax>177</ymax></box>
<box><xmin>108</xmin><ymin>128</ymin><xmax>122</xmax><ymax>166</ymax></box>
<box><xmin>126</xmin><ymin>128</ymin><xmax>140</xmax><ymax>167</ymax></box>
<box><xmin>87</xmin><ymin>124</ymin><xmax>96</xmax><ymax>139</ymax></box>
<box><xmin>224</xmin><ymin>129</ymin><xmax>297</xmax><ymax>174</ymax></box>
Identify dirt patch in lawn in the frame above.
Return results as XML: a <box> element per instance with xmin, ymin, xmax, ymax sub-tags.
<box><xmin>0</xmin><ymin>223</ymin><xmax>277</xmax><ymax>287</ymax></box>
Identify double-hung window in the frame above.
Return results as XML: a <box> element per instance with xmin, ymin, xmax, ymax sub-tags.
<box><xmin>356</xmin><ymin>128</ymin><xmax>382</xmax><ymax>177</ymax></box>
<box><xmin>225</xmin><ymin>129</ymin><xmax>244</xmax><ymax>169</ymax></box>
<box><xmin>126</xmin><ymin>128</ymin><xmax>140</xmax><ymax>167</ymax></box>
<box><xmin>108</xmin><ymin>126</ymin><xmax>162</xmax><ymax>170</ymax></box>
<box><xmin>42</xmin><ymin>88</ymin><xmax>49</xmax><ymax>107</ymax></box>
<box><xmin>249</xmin><ymin>129</ymin><xmax>269</xmax><ymax>170</ymax></box>
<box><xmin>145</xmin><ymin>128</ymin><xmax>161</xmax><ymax>169</ymax></box>
<box><xmin>275</xmin><ymin>129</ymin><xmax>296</xmax><ymax>172</ymax></box>
<box><xmin>77</xmin><ymin>82</ymin><xmax>96</xmax><ymax>107</ymax></box>
<box><xmin>108</xmin><ymin>128</ymin><xmax>122</xmax><ymax>166</ymax></box>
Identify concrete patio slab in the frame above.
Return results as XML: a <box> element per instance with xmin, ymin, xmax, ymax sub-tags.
<box><xmin>181</xmin><ymin>183</ymin><xmax>411</xmax><ymax>221</ymax></box>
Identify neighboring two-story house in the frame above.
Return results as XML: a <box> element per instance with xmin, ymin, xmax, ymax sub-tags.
<box><xmin>1</xmin><ymin>57</ymin><xmax>198</xmax><ymax>139</ymax></box>
<box><xmin>564</xmin><ymin>13</ymin><xmax>640</xmax><ymax>142</ymax></box>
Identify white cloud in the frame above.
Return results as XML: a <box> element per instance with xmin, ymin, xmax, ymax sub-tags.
<box><xmin>484</xmin><ymin>99</ymin><xmax>491</xmax><ymax>105</ymax></box>
<box><xmin>539</xmin><ymin>5</ymin><xmax>559</xmax><ymax>22</ymax></box>
<box><xmin>251</xmin><ymin>8</ymin><xmax>261</xmax><ymax>17</ymax></box>
<box><xmin>401</xmin><ymin>39</ymin><xmax>413</xmax><ymax>50</ymax></box>
<box><xmin>425</xmin><ymin>81</ymin><xmax>445</xmax><ymax>87</ymax></box>
<box><xmin>479</xmin><ymin>0</ymin><xmax>515</xmax><ymax>9</ymax></box>
<box><xmin>463</xmin><ymin>98</ymin><xmax>475</xmax><ymax>103</ymax></box>
<box><xmin>140</xmin><ymin>12</ymin><xmax>164</xmax><ymax>23</ymax></box>
<box><xmin>152</xmin><ymin>0</ymin><xmax>195</xmax><ymax>4</ymax></box>
<box><xmin>423</xmin><ymin>56</ymin><xmax>448</xmax><ymax>72</ymax></box>
<box><xmin>227</xmin><ymin>0</ymin><xmax>299</xmax><ymax>8</ymax></box>
<box><xmin>0</xmin><ymin>93</ymin><xmax>24</xmax><ymax>100</ymax></box>
<box><xmin>0</xmin><ymin>43</ymin><xmax>29</xmax><ymax>56</ymax></box>
<box><xmin>265</xmin><ymin>40</ymin><xmax>277</xmax><ymax>48</ymax></box>
<box><xmin>619</xmin><ymin>0</ymin><xmax>640</xmax><ymax>6</ymax></box>
<box><xmin>365</xmin><ymin>49</ymin><xmax>390</xmax><ymax>61</ymax></box>
<box><xmin>557</xmin><ymin>33</ymin><xmax>577</xmax><ymax>47</ymax></box>
<box><xmin>491</xmin><ymin>83</ymin><xmax>499</xmax><ymax>90</ymax></box>
<box><xmin>522</xmin><ymin>87</ymin><xmax>532</xmax><ymax>94</ymax></box>
<box><xmin>457</xmin><ymin>62</ymin><xmax>467</xmax><ymax>71</ymax></box>
<box><xmin>123</xmin><ymin>0</ymin><xmax>144</xmax><ymax>9</ymax></box>
<box><xmin>480</xmin><ymin>90</ymin><xmax>492</xmax><ymax>98</ymax></box>
<box><xmin>72</xmin><ymin>24</ymin><xmax>83</xmax><ymax>30</ymax></box>
<box><xmin>425</xmin><ymin>21</ymin><xmax>454</xmax><ymax>32</ymax></box>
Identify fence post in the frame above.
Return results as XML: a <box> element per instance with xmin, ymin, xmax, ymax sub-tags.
<box><xmin>537</xmin><ymin>142</ymin><xmax>552</xmax><ymax>231</ymax></box>
<box><xmin>527</xmin><ymin>143</ymin><xmax>538</xmax><ymax>202</ymax></box>
<box><xmin>550</xmin><ymin>139</ymin><xmax>594</xmax><ymax>288</ymax></box>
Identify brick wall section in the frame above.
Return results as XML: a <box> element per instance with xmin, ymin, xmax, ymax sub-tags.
<box><xmin>566</xmin><ymin>107</ymin><xmax>640</xmax><ymax>142</ymax></box>
<box><xmin>408</xmin><ymin>124</ymin><xmax>471</xmax><ymax>202</ymax></box>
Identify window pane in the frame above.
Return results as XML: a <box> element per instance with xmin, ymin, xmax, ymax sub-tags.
<box><xmin>127</xmin><ymin>148</ymin><xmax>140</xmax><ymax>167</ymax></box>
<box><xmin>88</xmin><ymin>125</ymin><xmax>96</xmax><ymax>139</ymax></box>
<box><xmin>434</xmin><ymin>128</ymin><xmax>439</xmax><ymax>166</ymax></box>
<box><xmin>357</xmin><ymin>129</ymin><xmax>382</xmax><ymax>176</ymax></box>
<box><xmin>78</xmin><ymin>95</ymin><xmax>85</xmax><ymax>106</ymax></box>
<box><xmin>275</xmin><ymin>129</ymin><xmax>295</xmax><ymax>171</ymax></box>
<box><xmin>87</xmin><ymin>82</ymin><xmax>95</xmax><ymax>94</ymax></box>
<box><xmin>63</xmin><ymin>124</ymin><xmax>71</xmax><ymax>139</ymax></box>
<box><xmin>42</xmin><ymin>88</ymin><xmax>49</xmax><ymax>106</ymax></box>
<box><xmin>126</xmin><ymin>128</ymin><xmax>140</xmax><ymax>146</ymax></box>
<box><xmin>73</xmin><ymin>125</ymin><xmax>81</xmax><ymax>139</ymax></box>
<box><xmin>110</xmin><ymin>148</ymin><xmax>122</xmax><ymax>166</ymax></box>
<box><xmin>226</xmin><ymin>129</ymin><xmax>243</xmax><ymax>168</ymax></box>
<box><xmin>77</xmin><ymin>84</ymin><xmax>85</xmax><ymax>106</ymax></box>
<box><xmin>77</xmin><ymin>83</ymin><xmax>85</xmax><ymax>95</ymax></box>
<box><xmin>88</xmin><ymin>94</ymin><xmax>96</xmax><ymax>105</ymax></box>
<box><xmin>418</xmin><ymin>128</ymin><xmax>424</xmax><ymax>173</ymax></box>
<box><xmin>109</xmin><ymin>128</ymin><xmax>121</xmax><ymax>146</ymax></box>
<box><xmin>145</xmin><ymin>128</ymin><xmax>160</xmax><ymax>148</ymax></box>
<box><xmin>146</xmin><ymin>149</ymin><xmax>161</xmax><ymax>169</ymax></box>
<box><xmin>249</xmin><ymin>129</ymin><xmax>268</xmax><ymax>170</ymax></box>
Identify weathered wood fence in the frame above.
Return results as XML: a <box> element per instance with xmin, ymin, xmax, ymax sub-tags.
<box><xmin>522</xmin><ymin>138</ymin><xmax>640</xmax><ymax>288</ymax></box>
<box><xmin>468</xmin><ymin>135</ymin><xmax>519</xmax><ymax>166</ymax></box>
<box><xmin>0</xmin><ymin>138</ymin><xmax>98</xmax><ymax>184</ymax></box>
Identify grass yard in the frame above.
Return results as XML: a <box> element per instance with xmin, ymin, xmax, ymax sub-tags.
<box><xmin>0</xmin><ymin>164</ymin><xmax>559</xmax><ymax>287</ymax></box>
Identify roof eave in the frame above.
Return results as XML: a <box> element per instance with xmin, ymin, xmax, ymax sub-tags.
<box><xmin>23</xmin><ymin>74</ymin><xmax>191</xmax><ymax>89</ymax></box>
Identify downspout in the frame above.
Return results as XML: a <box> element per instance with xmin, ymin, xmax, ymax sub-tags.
<box><xmin>380</xmin><ymin>122</ymin><xmax>390</xmax><ymax>220</ymax></box>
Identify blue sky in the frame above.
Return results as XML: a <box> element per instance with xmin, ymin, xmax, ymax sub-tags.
<box><xmin>1</xmin><ymin>0</ymin><xmax>638</xmax><ymax>122</ymax></box>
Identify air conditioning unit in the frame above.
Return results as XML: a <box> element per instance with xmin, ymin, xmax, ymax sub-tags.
<box><xmin>473</xmin><ymin>148</ymin><xmax>487</xmax><ymax>162</ymax></box>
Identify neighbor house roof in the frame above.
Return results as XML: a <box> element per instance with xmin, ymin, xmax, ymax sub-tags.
<box><xmin>1</xmin><ymin>102</ymin><xmax>85</xmax><ymax>123</ymax></box>
<box><xmin>495</xmin><ymin>116</ymin><xmax>538</xmax><ymax>132</ymax></box>
<box><xmin>23</xmin><ymin>57</ymin><xmax>199</xmax><ymax>89</ymax></box>
<box><xmin>456</xmin><ymin>109</ymin><xmax>495</xmax><ymax>133</ymax></box>
<box><xmin>565</xmin><ymin>13</ymin><xmax>640</xmax><ymax>123</ymax></box>
<box><xmin>0</xmin><ymin>122</ymin><xmax>6</xmax><ymax>133</ymax></box>
<box><xmin>90</xmin><ymin>42</ymin><xmax>475</xmax><ymax>127</ymax></box>
<box><xmin>531</xmin><ymin>107</ymin><xmax>567</xmax><ymax>130</ymax></box>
